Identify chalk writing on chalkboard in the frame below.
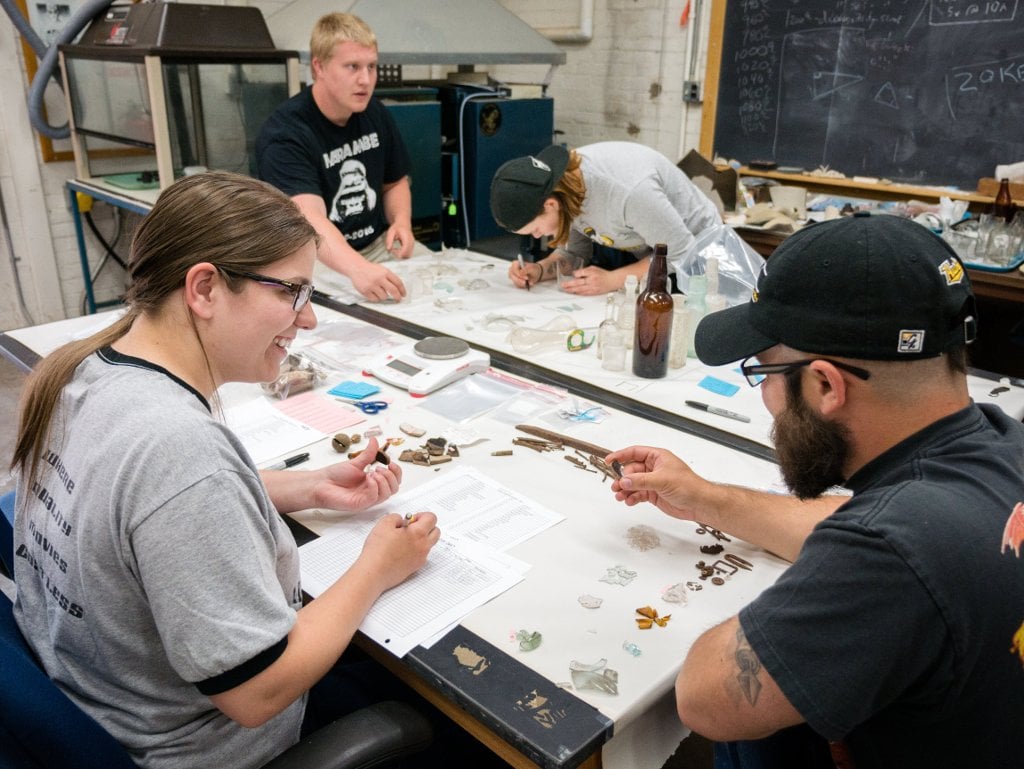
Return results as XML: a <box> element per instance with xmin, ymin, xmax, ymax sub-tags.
<box><xmin>712</xmin><ymin>0</ymin><xmax>1024</xmax><ymax>188</ymax></box>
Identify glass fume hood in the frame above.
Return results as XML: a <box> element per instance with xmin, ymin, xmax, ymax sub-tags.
<box><xmin>59</xmin><ymin>2</ymin><xmax>299</xmax><ymax>191</ymax></box>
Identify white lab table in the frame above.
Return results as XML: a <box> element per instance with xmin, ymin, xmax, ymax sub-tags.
<box><xmin>311</xmin><ymin>249</ymin><xmax>1024</xmax><ymax>453</ymax></box>
<box><xmin>1</xmin><ymin>306</ymin><xmax>788</xmax><ymax>769</ymax></box>
<box><xmin>4</xmin><ymin>264</ymin><xmax>1023</xmax><ymax>769</ymax></box>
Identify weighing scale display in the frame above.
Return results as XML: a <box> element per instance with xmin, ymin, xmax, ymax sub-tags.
<box><xmin>386</xmin><ymin>359</ymin><xmax>422</xmax><ymax>377</ymax></box>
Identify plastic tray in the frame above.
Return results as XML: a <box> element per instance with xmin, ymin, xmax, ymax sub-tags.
<box><xmin>963</xmin><ymin>251</ymin><xmax>1024</xmax><ymax>273</ymax></box>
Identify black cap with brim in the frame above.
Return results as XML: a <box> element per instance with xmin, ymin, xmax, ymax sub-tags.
<box><xmin>490</xmin><ymin>145</ymin><xmax>570</xmax><ymax>231</ymax></box>
<box><xmin>695</xmin><ymin>302</ymin><xmax>777</xmax><ymax>365</ymax></box>
<box><xmin>694</xmin><ymin>214</ymin><xmax>976</xmax><ymax>366</ymax></box>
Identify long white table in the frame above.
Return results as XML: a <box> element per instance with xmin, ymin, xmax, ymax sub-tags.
<box><xmin>1</xmin><ymin>307</ymin><xmax>788</xmax><ymax>769</ymax></box>
<box><xmin>310</xmin><ymin>249</ymin><xmax>1024</xmax><ymax>455</ymax></box>
<box><xmin>5</xmin><ymin>259</ymin><xmax>1023</xmax><ymax>768</ymax></box>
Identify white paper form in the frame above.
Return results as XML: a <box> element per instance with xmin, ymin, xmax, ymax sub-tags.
<box><xmin>301</xmin><ymin>526</ymin><xmax>524</xmax><ymax>657</ymax></box>
<box><xmin>222</xmin><ymin>398</ymin><xmax>324</xmax><ymax>465</ymax></box>
<box><xmin>298</xmin><ymin>467</ymin><xmax>565</xmax><ymax>656</ymax></box>
<box><xmin>390</xmin><ymin>465</ymin><xmax>565</xmax><ymax>551</ymax></box>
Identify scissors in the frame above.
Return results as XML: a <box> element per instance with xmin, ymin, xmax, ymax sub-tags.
<box><xmin>354</xmin><ymin>400</ymin><xmax>389</xmax><ymax>414</ymax></box>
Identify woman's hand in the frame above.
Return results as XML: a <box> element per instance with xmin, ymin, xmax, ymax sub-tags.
<box><xmin>508</xmin><ymin>259</ymin><xmax>544</xmax><ymax>289</ymax></box>
<box><xmin>560</xmin><ymin>265</ymin><xmax>619</xmax><ymax>295</ymax></box>
<box><xmin>311</xmin><ymin>438</ymin><xmax>403</xmax><ymax>512</ymax></box>
<box><xmin>356</xmin><ymin>511</ymin><xmax>440</xmax><ymax>592</ymax></box>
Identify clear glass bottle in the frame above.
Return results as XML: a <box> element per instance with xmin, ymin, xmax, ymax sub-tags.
<box><xmin>669</xmin><ymin>294</ymin><xmax>688</xmax><ymax>369</ymax></box>
<box><xmin>685</xmin><ymin>274</ymin><xmax>708</xmax><ymax>358</ymax></box>
<box><xmin>601</xmin><ymin>324</ymin><xmax>626</xmax><ymax>372</ymax></box>
<box><xmin>705</xmin><ymin>255</ymin><xmax>720</xmax><ymax>296</ymax></box>
<box><xmin>620</xmin><ymin>274</ymin><xmax>639</xmax><ymax>350</ymax></box>
<box><xmin>632</xmin><ymin>244</ymin><xmax>673</xmax><ymax>379</ymax></box>
<box><xmin>596</xmin><ymin>294</ymin><xmax>619</xmax><ymax>360</ymax></box>
<box><xmin>703</xmin><ymin>254</ymin><xmax>728</xmax><ymax>316</ymax></box>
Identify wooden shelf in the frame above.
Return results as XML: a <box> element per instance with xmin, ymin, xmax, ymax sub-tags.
<box><xmin>734</xmin><ymin>225</ymin><xmax>1024</xmax><ymax>305</ymax></box>
<box><xmin>736</xmin><ymin>167</ymin><xmax>993</xmax><ymax>206</ymax></box>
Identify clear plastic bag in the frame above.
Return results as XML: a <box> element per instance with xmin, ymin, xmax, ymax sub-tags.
<box><xmin>261</xmin><ymin>353</ymin><xmax>326</xmax><ymax>399</ymax></box>
<box><xmin>673</xmin><ymin>224</ymin><xmax>763</xmax><ymax>308</ymax></box>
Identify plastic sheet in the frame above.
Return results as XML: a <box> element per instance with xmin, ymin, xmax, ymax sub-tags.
<box><xmin>260</xmin><ymin>353</ymin><xmax>326</xmax><ymax>399</ymax></box>
<box><xmin>674</xmin><ymin>223</ymin><xmax>763</xmax><ymax>307</ymax></box>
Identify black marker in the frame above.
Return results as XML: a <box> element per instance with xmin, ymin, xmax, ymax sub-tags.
<box><xmin>684</xmin><ymin>400</ymin><xmax>751</xmax><ymax>423</ymax></box>
<box><xmin>267</xmin><ymin>452</ymin><xmax>310</xmax><ymax>470</ymax></box>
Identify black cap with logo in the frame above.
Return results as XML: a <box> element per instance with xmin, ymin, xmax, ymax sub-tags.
<box><xmin>695</xmin><ymin>214</ymin><xmax>977</xmax><ymax>365</ymax></box>
<box><xmin>490</xmin><ymin>145</ymin><xmax>570</xmax><ymax>231</ymax></box>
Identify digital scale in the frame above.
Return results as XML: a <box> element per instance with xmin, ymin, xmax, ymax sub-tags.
<box><xmin>365</xmin><ymin>337</ymin><xmax>490</xmax><ymax>396</ymax></box>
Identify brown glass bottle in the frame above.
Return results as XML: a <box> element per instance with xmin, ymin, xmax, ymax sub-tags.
<box><xmin>991</xmin><ymin>178</ymin><xmax>1017</xmax><ymax>222</ymax></box>
<box><xmin>632</xmin><ymin>244</ymin><xmax>673</xmax><ymax>378</ymax></box>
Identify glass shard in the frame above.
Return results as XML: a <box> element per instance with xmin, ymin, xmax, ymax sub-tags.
<box><xmin>516</xmin><ymin>630</ymin><xmax>542</xmax><ymax>651</ymax></box>
<box><xmin>569</xmin><ymin>658</ymin><xmax>619</xmax><ymax>695</ymax></box>
<box><xmin>599</xmin><ymin>565</ymin><xmax>638</xmax><ymax>586</ymax></box>
<box><xmin>626</xmin><ymin>524</ymin><xmax>662</xmax><ymax>551</ymax></box>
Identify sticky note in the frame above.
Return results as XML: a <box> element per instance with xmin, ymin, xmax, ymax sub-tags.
<box><xmin>698</xmin><ymin>376</ymin><xmax>740</xmax><ymax>397</ymax></box>
<box><xmin>328</xmin><ymin>380</ymin><xmax>381</xmax><ymax>399</ymax></box>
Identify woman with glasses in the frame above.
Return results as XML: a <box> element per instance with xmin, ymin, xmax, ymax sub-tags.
<box><xmin>10</xmin><ymin>172</ymin><xmax>440</xmax><ymax>769</ymax></box>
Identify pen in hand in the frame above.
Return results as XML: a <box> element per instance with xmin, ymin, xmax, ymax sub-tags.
<box><xmin>266</xmin><ymin>452</ymin><xmax>310</xmax><ymax>470</ymax></box>
<box><xmin>517</xmin><ymin>254</ymin><xmax>531</xmax><ymax>291</ymax></box>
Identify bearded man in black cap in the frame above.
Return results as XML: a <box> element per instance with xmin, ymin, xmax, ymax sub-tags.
<box><xmin>607</xmin><ymin>214</ymin><xmax>1024</xmax><ymax>769</ymax></box>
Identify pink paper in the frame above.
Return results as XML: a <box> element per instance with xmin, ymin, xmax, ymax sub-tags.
<box><xmin>273</xmin><ymin>391</ymin><xmax>366</xmax><ymax>433</ymax></box>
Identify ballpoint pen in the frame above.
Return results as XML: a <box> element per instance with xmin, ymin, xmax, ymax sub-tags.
<box><xmin>684</xmin><ymin>400</ymin><xmax>751</xmax><ymax>423</ymax></box>
<box><xmin>266</xmin><ymin>452</ymin><xmax>310</xmax><ymax>470</ymax></box>
<box><xmin>517</xmin><ymin>254</ymin><xmax>531</xmax><ymax>291</ymax></box>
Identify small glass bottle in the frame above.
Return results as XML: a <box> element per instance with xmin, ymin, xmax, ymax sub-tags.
<box><xmin>601</xmin><ymin>324</ymin><xmax>626</xmax><ymax>373</ymax></box>
<box><xmin>620</xmin><ymin>274</ymin><xmax>639</xmax><ymax>350</ymax></box>
<box><xmin>669</xmin><ymin>294</ymin><xmax>688</xmax><ymax>369</ymax></box>
<box><xmin>703</xmin><ymin>254</ymin><xmax>728</xmax><ymax>316</ymax></box>
<box><xmin>685</xmin><ymin>274</ymin><xmax>708</xmax><ymax>358</ymax></box>
<box><xmin>596</xmin><ymin>294</ymin><xmax>620</xmax><ymax>360</ymax></box>
<box><xmin>632</xmin><ymin>244</ymin><xmax>673</xmax><ymax>379</ymax></box>
<box><xmin>705</xmin><ymin>255</ymin><xmax>720</xmax><ymax>296</ymax></box>
<box><xmin>991</xmin><ymin>178</ymin><xmax>1017</xmax><ymax>222</ymax></box>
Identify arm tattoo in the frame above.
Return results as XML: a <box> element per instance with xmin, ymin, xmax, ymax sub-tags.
<box><xmin>734</xmin><ymin>625</ymin><xmax>763</xmax><ymax>706</ymax></box>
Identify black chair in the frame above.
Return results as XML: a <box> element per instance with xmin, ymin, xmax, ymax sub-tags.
<box><xmin>0</xmin><ymin>590</ymin><xmax>433</xmax><ymax>769</ymax></box>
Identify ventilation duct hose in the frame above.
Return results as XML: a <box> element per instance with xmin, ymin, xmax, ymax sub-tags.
<box><xmin>0</xmin><ymin>0</ymin><xmax>47</xmax><ymax>58</ymax></box>
<box><xmin>21</xmin><ymin>0</ymin><xmax>115</xmax><ymax>140</ymax></box>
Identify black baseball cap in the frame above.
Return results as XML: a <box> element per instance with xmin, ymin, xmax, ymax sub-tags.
<box><xmin>694</xmin><ymin>214</ymin><xmax>977</xmax><ymax>365</ymax></box>
<box><xmin>490</xmin><ymin>145</ymin><xmax>570</xmax><ymax>231</ymax></box>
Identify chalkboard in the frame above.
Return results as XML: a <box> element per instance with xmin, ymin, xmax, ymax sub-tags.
<box><xmin>707</xmin><ymin>0</ymin><xmax>1024</xmax><ymax>189</ymax></box>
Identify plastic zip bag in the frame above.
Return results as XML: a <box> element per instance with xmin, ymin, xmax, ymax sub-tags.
<box><xmin>673</xmin><ymin>224</ymin><xmax>763</xmax><ymax>308</ymax></box>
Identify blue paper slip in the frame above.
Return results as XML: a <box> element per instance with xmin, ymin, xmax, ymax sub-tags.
<box><xmin>328</xmin><ymin>380</ymin><xmax>381</xmax><ymax>399</ymax></box>
<box><xmin>698</xmin><ymin>376</ymin><xmax>740</xmax><ymax>397</ymax></box>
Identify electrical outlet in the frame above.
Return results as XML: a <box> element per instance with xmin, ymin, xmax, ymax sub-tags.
<box><xmin>683</xmin><ymin>80</ymin><xmax>702</xmax><ymax>103</ymax></box>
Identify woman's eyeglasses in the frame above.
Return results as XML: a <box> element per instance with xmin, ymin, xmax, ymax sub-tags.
<box><xmin>740</xmin><ymin>357</ymin><xmax>871</xmax><ymax>387</ymax></box>
<box><xmin>219</xmin><ymin>267</ymin><xmax>315</xmax><ymax>312</ymax></box>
